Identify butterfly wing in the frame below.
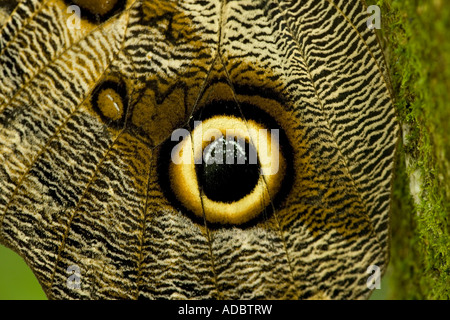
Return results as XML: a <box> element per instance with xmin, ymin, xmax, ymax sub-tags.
<box><xmin>0</xmin><ymin>0</ymin><xmax>398</xmax><ymax>299</ymax></box>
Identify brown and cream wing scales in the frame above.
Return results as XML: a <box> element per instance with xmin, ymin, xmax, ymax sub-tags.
<box><xmin>0</xmin><ymin>0</ymin><xmax>398</xmax><ymax>299</ymax></box>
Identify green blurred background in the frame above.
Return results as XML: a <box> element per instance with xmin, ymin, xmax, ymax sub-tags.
<box><xmin>0</xmin><ymin>245</ymin><xmax>47</xmax><ymax>299</ymax></box>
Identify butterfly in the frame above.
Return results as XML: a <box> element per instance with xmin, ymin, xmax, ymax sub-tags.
<box><xmin>0</xmin><ymin>0</ymin><xmax>398</xmax><ymax>299</ymax></box>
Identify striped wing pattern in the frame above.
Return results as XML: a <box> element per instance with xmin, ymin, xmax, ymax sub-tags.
<box><xmin>0</xmin><ymin>0</ymin><xmax>398</xmax><ymax>299</ymax></box>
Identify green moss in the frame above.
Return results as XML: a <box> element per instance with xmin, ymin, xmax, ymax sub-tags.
<box><xmin>367</xmin><ymin>0</ymin><xmax>450</xmax><ymax>299</ymax></box>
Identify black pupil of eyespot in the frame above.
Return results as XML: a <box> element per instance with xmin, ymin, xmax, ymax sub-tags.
<box><xmin>196</xmin><ymin>136</ymin><xmax>260</xmax><ymax>203</ymax></box>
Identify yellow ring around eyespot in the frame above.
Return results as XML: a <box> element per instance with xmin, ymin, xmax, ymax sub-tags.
<box><xmin>169</xmin><ymin>116</ymin><xmax>286</xmax><ymax>225</ymax></box>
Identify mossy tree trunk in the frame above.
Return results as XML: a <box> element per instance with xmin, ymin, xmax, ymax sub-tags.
<box><xmin>367</xmin><ymin>0</ymin><xmax>450</xmax><ymax>299</ymax></box>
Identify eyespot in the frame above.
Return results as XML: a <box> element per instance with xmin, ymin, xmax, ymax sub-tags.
<box><xmin>66</xmin><ymin>0</ymin><xmax>127</xmax><ymax>23</ymax></box>
<box><xmin>158</xmin><ymin>101</ymin><xmax>292</xmax><ymax>226</ymax></box>
<box><xmin>199</xmin><ymin>135</ymin><xmax>259</xmax><ymax>203</ymax></box>
<box><xmin>91</xmin><ymin>78</ymin><xmax>128</xmax><ymax>126</ymax></box>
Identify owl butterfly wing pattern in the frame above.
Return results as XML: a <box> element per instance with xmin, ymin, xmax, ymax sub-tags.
<box><xmin>0</xmin><ymin>0</ymin><xmax>398</xmax><ymax>300</ymax></box>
